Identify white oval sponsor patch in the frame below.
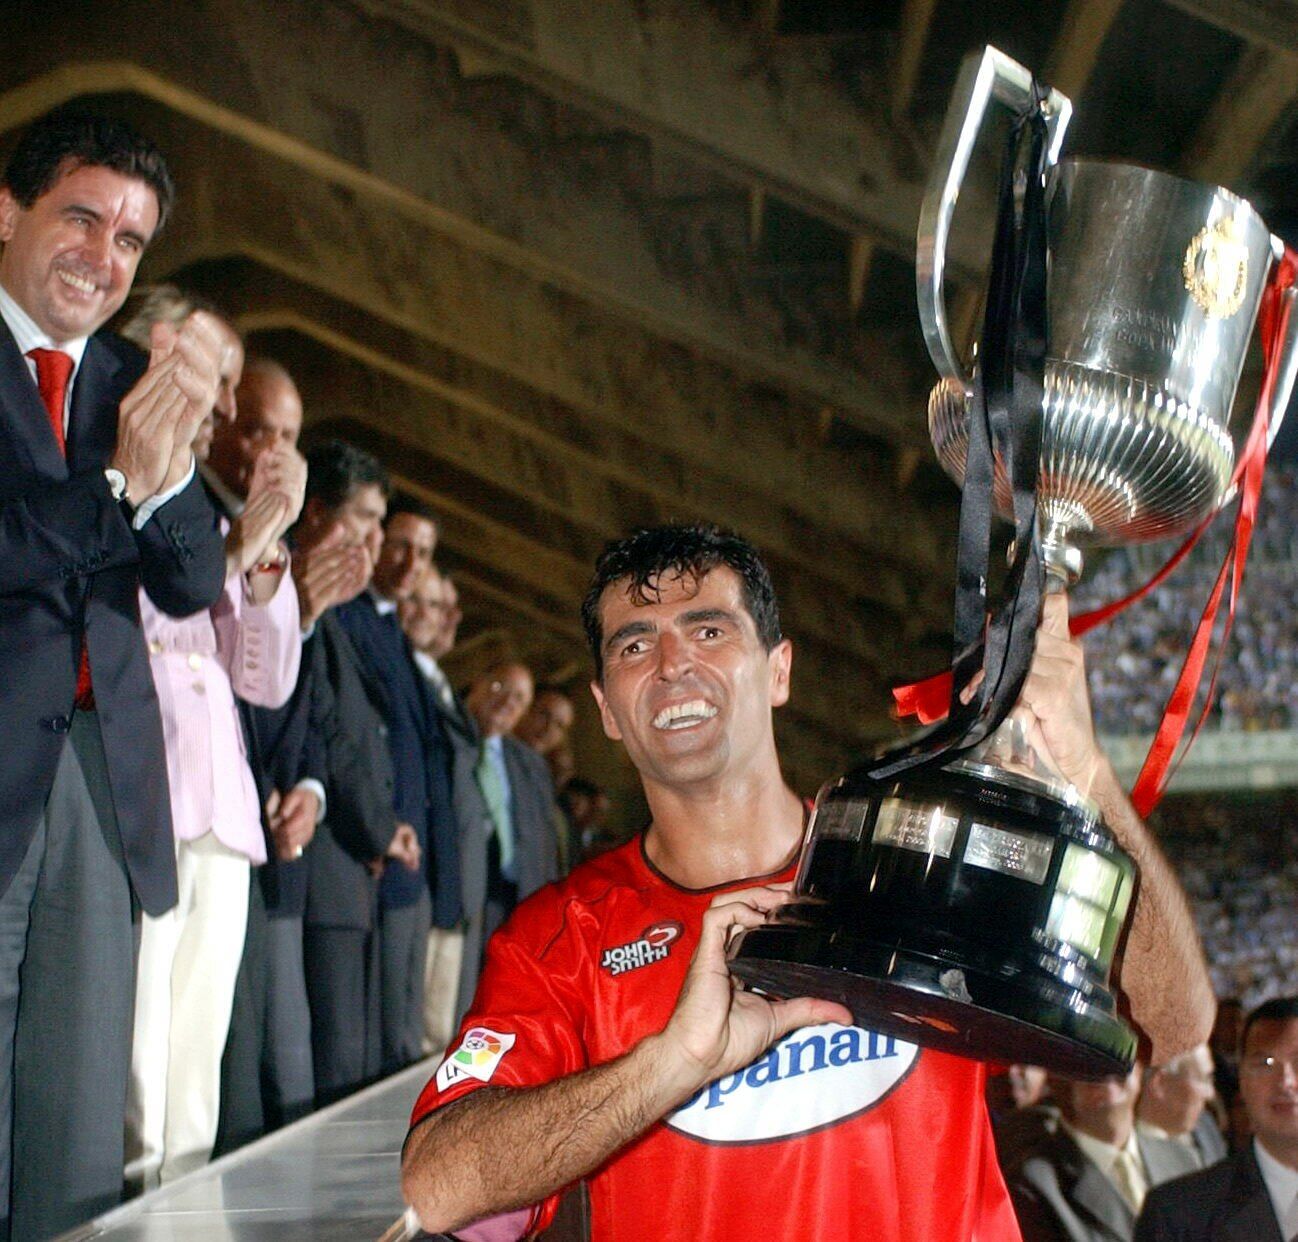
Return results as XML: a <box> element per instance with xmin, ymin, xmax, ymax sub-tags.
<box><xmin>666</xmin><ymin>1024</ymin><xmax>919</xmax><ymax>1144</ymax></box>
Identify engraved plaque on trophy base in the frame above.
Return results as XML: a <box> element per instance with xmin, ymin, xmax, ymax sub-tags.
<box><xmin>729</xmin><ymin>763</ymin><xmax>1138</xmax><ymax>1078</ymax></box>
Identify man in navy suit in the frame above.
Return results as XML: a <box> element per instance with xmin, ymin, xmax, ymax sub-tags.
<box><xmin>0</xmin><ymin>112</ymin><xmax>226</xmax><ymax>1237</ymax></box>
<box><xmin>1137</xmin><ymin>997</ymin><xmax>1298</xmax><ymax>1242</ymax></box>
<box><xmin>335</xmin><ymin>498</ymin><xmax>460</xmax><ymax>1074</ymax></box>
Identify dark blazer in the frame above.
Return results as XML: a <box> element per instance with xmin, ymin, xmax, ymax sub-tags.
<box><xmin>334</xmin><ymin>595</ymin><xmax>461</xmax><ymax>925</ymax></box>
<box><xmin>1134</xmin><ymin>1146</ymin><xmax>1285</xmax><ymax>1242</ymax></box>
<box><xmin>302</xmin><ymin>611</ymin><xmax>396</xmax><ymax>931</ymax></box>
<box><xmin>0</xmin><ymin>323</ymin><xmax>225</xmax><ymax>915</ymax></box>
<box><xmin>1008</xmin><ymin>1125</ymin><xmax>1202</xmax><ymax>1242</ymax></box>
<box><xmin>456</xmin><ymin>733</ymin><xmax>560</xmax><ymax>1015</ymax></box>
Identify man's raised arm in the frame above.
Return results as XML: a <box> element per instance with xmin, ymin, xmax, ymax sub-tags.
<box><xmin>1019</xmin><ymin>595</ymin><xmax>1215</xmax><ymax>1063</ymax></box>
<box><xmin>400</xmin><ymin>885</ymin><xmax>849</xmax><ymax>1235</ymax></box>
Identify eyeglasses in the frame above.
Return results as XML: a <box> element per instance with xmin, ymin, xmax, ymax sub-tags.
<box><xmin>1241</xmin><ymin>1054</ymin><xmax>1298</xmax><ymax>1078</ymax></box>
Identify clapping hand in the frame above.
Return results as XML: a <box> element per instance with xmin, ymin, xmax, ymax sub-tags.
<box><xmin>292</xmin><ymin>523</ymin><xmax>371</xmax><ymax>631</ymax></box>
<box><xmin>110</xmin><ymin>312</ymin><xmax>226</xmax><ymax>504</ymax></box>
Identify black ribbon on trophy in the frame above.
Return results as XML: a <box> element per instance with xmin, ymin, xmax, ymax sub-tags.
<box><xmin>867</xmin><ymin>90</ymin><xmax>1050</xmax><ymax>783</ymax></box>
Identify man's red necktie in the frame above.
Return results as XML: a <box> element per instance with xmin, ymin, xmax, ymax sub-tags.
<box><xmin>28</xmin><ymin>348</ymin><xmax>94</xmax><ymax>710</ymax></box>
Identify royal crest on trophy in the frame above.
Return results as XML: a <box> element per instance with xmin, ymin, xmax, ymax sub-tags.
<box><xmin>729</xmin><ymin>46</ymin><xmax>1298</xmax><ymax>1076</ymax></box>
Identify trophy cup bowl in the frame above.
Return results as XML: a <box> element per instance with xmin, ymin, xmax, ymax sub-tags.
<box><xmin>729</xmin><ymin>47</ymin><xmax>1297</xmax><ymax>1077</ymax></box>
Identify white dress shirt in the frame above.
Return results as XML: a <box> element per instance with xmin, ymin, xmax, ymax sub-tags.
<box><xmin>0</xmin><ymin>280</ymin><xmax>194</xmax><ymax>528</ymax></box>
<box><xmin>1060</xmin><ymin>1120</ymin><xmax>1148</xmax><ymax>1211</ymax></box>
<box><xmin>1254</xmin><ymin>1137</ymin><xmax>1298</xmax><ymax>1239</ymax></box>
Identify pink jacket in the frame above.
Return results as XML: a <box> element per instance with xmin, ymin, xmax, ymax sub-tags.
<box><xmin>140</xmin><ymin>559</ymin><xmax>301</xmax><ymax>864</ymax></box>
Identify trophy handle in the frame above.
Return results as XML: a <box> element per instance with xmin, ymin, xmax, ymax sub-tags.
<box><xmin>1266</xmin><ymin>239</ymin><xmax>1298</xmax><ymax>452</ymax></box>
<box><xmin>916</xmin><ymin>46</ymin><xmax>1073</xmax><ymax>387</ymax></box>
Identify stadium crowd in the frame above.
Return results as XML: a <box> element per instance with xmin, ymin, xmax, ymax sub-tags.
<box><xmin>1076</xmin><ymin>461</ymin><xmax>1298</xmax><ymax>736</ymax></box>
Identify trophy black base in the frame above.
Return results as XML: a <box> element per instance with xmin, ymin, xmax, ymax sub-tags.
<box><xmin>729</xmin><ymin>923</ymin><xmax>1135</xmax><ymax>1078</ymax></box>
<box><xmin>728</xmin><ymin>762</ymin><xmax>1139</xmax><ymax>1079</ymax></box>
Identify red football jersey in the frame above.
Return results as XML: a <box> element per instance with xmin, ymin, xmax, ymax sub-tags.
<box><xmin>411</xmin><ymin>836</ymin><xmax>1022</xmax><ymax>1242</ymax></box>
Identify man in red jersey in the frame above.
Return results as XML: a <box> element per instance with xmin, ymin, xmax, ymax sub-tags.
<box><xmin>402</xmin><ymin>524</ymin><xmax>1215</xmax><ymax>1241</ymax></box>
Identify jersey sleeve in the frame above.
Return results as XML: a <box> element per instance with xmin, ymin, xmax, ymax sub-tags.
<box><xmin>407</xmin><ymin>895</ymin><xmax>591</xmax><ymax>1236</ymax></box>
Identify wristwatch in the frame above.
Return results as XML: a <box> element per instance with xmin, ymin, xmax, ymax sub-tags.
<box><xmin>104</xmin><ymin>468</ymin><xmax>131</xmax><ymax>505</ymax></box>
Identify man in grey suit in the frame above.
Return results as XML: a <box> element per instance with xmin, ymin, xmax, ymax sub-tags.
<box><xmin>1136</xmin><ymin>997</ymin><xmax>1298</xmax><ymax>1242</ymax></box>
<box><xmin>1136</xmin><ymin>1044</ymin><xmax>1228</xmax><ymax>1171</ymax></box>
<box><xmin>400</xmin><ymin>564</ymin><xmax>482</xmax><ymax>1051</ymax></box>
<box><xmin>459</xmin><ymin>662</ymin><xmax>560</xmax><ymax>1013</ymax></box>
<box><xmin>1008</xmin><ymin>1067</ymin><xmax>1201</xmax><ymax>1241</ymax></box>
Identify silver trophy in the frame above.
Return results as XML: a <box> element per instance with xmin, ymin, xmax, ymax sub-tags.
<box><xmin>921</xmin><ymin>46</ymin><xmax>1298</xmax><ymax>584</ymax></box>
<box><xmin>729</xmin><ymin>46</ymin><xmax>1298</xmax><ymax>1076</ymax></box>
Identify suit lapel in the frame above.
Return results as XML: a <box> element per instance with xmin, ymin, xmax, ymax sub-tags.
<box><xmin>1219</xmin><ymin>1150</ymin><xmax>1286</xmax><ymax>1242</ymax></box>
<box><xmin>1138</xmin><ymin>1131</ymin><xmax>1199</xmax><ymax>1186</ymax></box>
<box><xmin>66</xmin><ymin>334</ymin><xmax>122</xmax><ymax>474</ymax></box>
<box><xmin>1069</xmin><ymin>1157</ymin><xmax>1133</xmax><ymax>1240</ymax></box>
<box><xmin>0</xmin><ymin>316</ymin><xmax>66</xmax><ymax>479</ymax></box>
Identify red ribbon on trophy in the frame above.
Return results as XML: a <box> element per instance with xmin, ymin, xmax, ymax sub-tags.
<box><xmin>893</xmin><ymin>245</ymin><xmax>1298</xmax><ymax>816</ymax></box>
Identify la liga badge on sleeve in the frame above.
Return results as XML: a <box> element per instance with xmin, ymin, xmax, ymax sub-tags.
<box><xmin>436</xmin><ymin>1027</ymin><xmax>518</xmax><ymax>1092</ymax></box>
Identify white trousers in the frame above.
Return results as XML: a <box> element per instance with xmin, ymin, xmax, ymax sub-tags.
<box><xmin>421</xmin><ymin>926</ymin><xmax>466</xmax><ymax>1058</ymax></box>
<box><xmin>125</xmin><ymin>832</ymin><xmax>250</xmax><ymax>1185</ymax></box>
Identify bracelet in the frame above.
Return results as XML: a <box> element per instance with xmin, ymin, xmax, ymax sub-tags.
<box><xmin>250</xmin><ymin>544</ymin><xmax>288</xmax><ymax>575</ymax></box>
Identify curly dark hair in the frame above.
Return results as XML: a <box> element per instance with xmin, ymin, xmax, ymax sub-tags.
<box><xmin>581</xmin><ymin>523</ymin><xmax>781</xmax><ymax>680</ymax></box>
<box><xmin>304</xmin><ymin>439</ymin><xmax>391</xmax><ymax>512</ymax></box>
<box><xmin>3</xmin><ymin>111</ymin><xmax>175</xmax><ymax>233</ymax></box>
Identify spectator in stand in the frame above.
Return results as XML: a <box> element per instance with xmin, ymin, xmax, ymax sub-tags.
<box><xmin>1136</xmin><ymin>996</ymin><xmax>1298</xmax><ymax>1240</ymax></box>
<box><xmin>1137</xmin><ymin>1046</ymin><xmax>1227</xmax><ymax>1170</ymax></box>
<box><xmin>557</xmin><ymin>776</ymin><xmax>616</xmax><ymax>863</ymax></box>
<box><xmin>460</xmin><ymin>663</ymin><xmax>560</xmax><ymax>997</ymax></box>
<box><xmin>1009</xmin><ymin>1068</ymin><xmax>1202</xmax><ymax>1241</ymax></box>
<box><xmin>117</xmin><ymin>292</ymin><xmax>304</xmax><ymax>1186</ymax></box>
<box><xmin>335</xmin><ymin>500</ymin><xmax>460</xmax><ymax>1075</ymax></box>
<box><xmin>294</xmin><ymin>444</ymin><xmax>420</xmax><ymax>1102</ymax></box>
<box><xmin>515</xmin><ymin>685</ymin><xmax>580</xmax><ymax>872</ymax></box>
<box><xmin>515</xmin><ymin>686</ymin><xmax>575</xmax><ymax>784</ymax></box>
<box><xmin>0</xmin><ymin>112</ymin><xmax>227</xmax><ymax>1235</ymax></box>
<box><xmin>399</xmin><ymin>563</ymin><xmax>491</xmax><ymax>1047</ymax></box>
<box><xmin>205</xmin><ymin>358</ymin><xmax>326</xmax><ymax>1153</ymax></box>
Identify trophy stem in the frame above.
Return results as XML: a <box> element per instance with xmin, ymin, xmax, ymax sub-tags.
<box><xmin>1040</xmin><ymin>514</ymin><xmax>1083</xmax><ymax>588</ymax></box>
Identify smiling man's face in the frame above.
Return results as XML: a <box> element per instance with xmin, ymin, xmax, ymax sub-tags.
<box><xmin>0</xmin><ymin>162</ymin><xmax>159</xmax><ymax>342</ymax></box>
<box><xmin>590</xmin><ymin>566</ymin><xmax>791</xmax><ymax>793</ymax></box>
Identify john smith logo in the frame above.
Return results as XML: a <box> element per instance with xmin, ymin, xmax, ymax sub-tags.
<box><xmin>600</xmin><ymin>921</ymin><xmax>683</xmax><ymax>976</ymax></box>
<box><xmin>667</xmin><ymin>1024</ymin><xmax>919</xmax><ymax>1143</ymax></box>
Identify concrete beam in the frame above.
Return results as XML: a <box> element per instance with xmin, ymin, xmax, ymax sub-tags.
<box><xmin>353</xmin><ymin>0</ymin><xmax>997</xmax><ymax>279</ymax></box>
<box><xmin>1181</xmin><ymin>44</ymin><xmax>1298</xmax><ymax>185</ymax></box>
<box><xmin>67</xmin><ymin>103</ymin><xmax>954</xmax><ymax>593</ymax></box>
<box><xmin>228</xmin><ymin>301</ymin><xmax>937</xmax><ymax>614</ymax></box>
<box><xmin>1162</xmin><ymin>0</ymin><xmax>1298</xmax><ymax>55</ymax></box>
<box><xmin>1042</xmin><ymin>0</ymin><xmax>1126</xmax><ymax>100</ymax></box>
<box><xmin>0</xmin><ymin>7</ymin><xmax>926</xmax><ymax>443</ymax></box>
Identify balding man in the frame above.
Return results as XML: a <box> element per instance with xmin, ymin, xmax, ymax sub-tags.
<box><xmin>1137</xmin><ymin>1046</ymin><xmax>1227</xmax><ymax>1170</ymax></box>
<box><xmin>203</xmin><ymin>357</ymin><xmax>321</xmax><ymax>1147</ymax></box>
<box><xmin>460</xmin><ymin>663</ymin><xmax>559</xmax><ymax>999</ymax></box>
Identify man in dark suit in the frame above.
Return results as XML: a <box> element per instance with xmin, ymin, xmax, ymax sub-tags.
<box><xmin>459</xmin><ymin>662</ymin><xmax>560</xmax><ymax>1014</ymax></box>
<box><xmin>335</xmin><ymin>499</ymin><xmax>460</xmax><ymax>1075</ymax></box>
<box><xmin>0</xmin><ymin>113</ymin><xmax>226</xmax><ymax>1237</ymax></box>
<box><xmin>1136</xmin><ymin>997</ymin><xmax>1298</xmax><ymax>1242</ymax></box>
<box><xmin>202</xmin><ymin>358</ymin><xmax>323</xmax><ymax>1151</ymax></box>
<box><xmin>292</xmin><ymin>441</ymin><xmax>420</xmax><ymax>1104</ymax></box>
<box><xmin>1008</xmin><ymin>1067</ymin><xmax>1201</xmax><ymax>1241</ymax></box>
<box><xmin>400</xmin><ymin>564</ymin><xmax>490</xmax><ymax>1048</ymax></box>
